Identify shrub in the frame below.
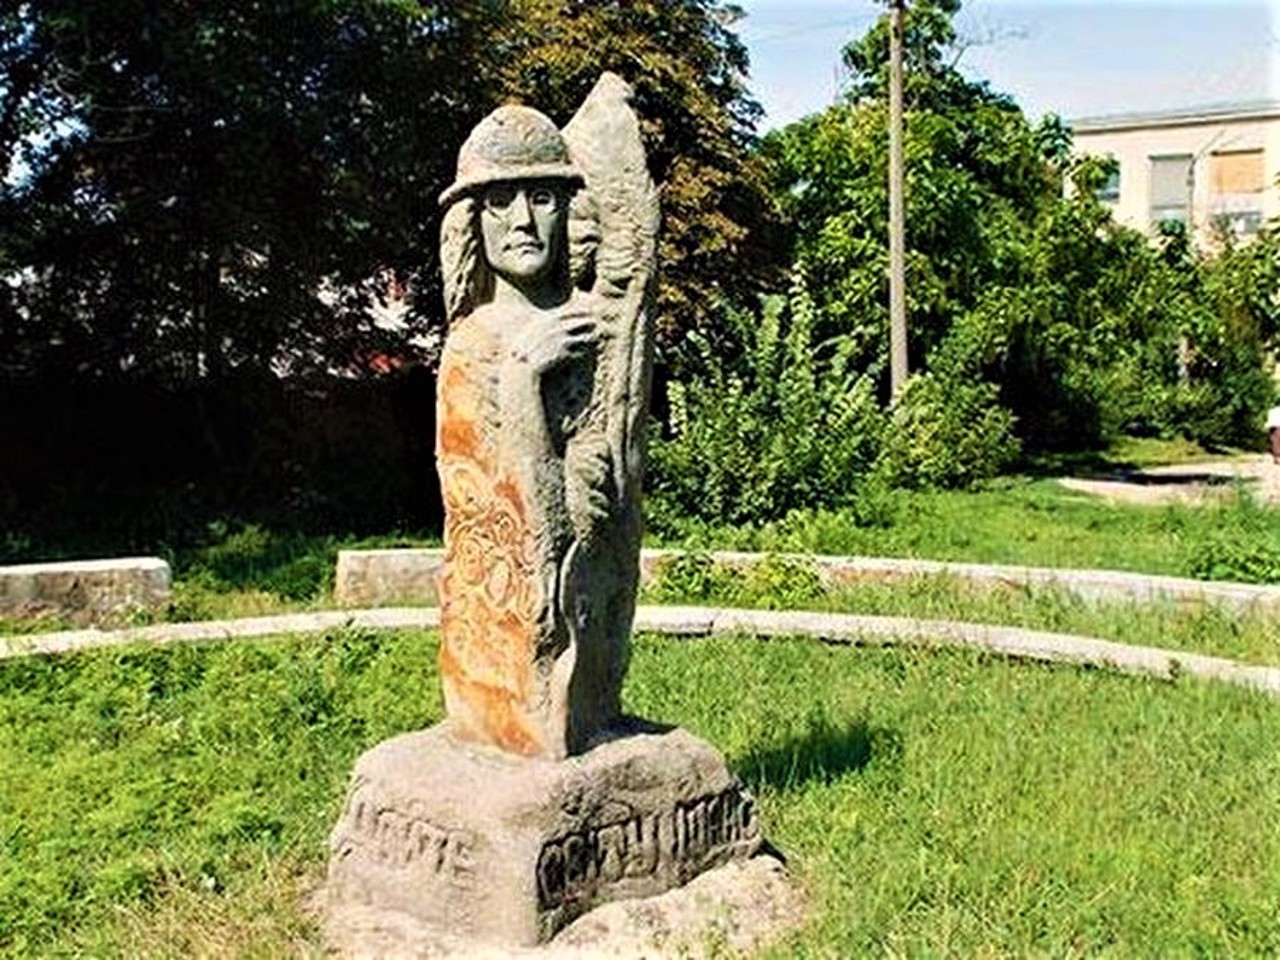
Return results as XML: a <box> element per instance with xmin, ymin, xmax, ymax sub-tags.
<box><xmin>1183</xmin><ymin>493</ymin><xmax>1280</xmax><ymax>584</ymax></box>
<box><xmin>874</xmin><ymin>372</ymin><xmax>1020</xmax><ymax>488</ymax></box>
<box><xmin>645</xmin><ymin>551</ymin><xmax>827</xmax><ymax>609</ymax></box>
<box><xmin>647</xmin><ymin>276</ymin><xmax>886</xmax><ymax>531</ymax></box>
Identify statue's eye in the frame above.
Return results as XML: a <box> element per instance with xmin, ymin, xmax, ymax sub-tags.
<box><xmin>529</xmin><ymin>187</ymin><xmax>558</xmax><ymax>210</ymax></box>
<box><xmin>483</xmin><ymin>185</ymin><xmax>517</xmax><ymax>212</ymax></box>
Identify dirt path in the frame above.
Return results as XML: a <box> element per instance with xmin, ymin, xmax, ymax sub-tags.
<box><xmin>1059</xmin><ymin>455</ymin><xmax>1280</xmax><ymax>505</ymax></box>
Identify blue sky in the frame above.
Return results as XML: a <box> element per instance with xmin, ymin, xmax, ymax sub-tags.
<box><xmin>737</xmin><ymin>0</ymin><xmax>1280</xmax><ymax>129</ymax></box>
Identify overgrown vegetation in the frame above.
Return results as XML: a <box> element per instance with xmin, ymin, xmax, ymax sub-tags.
<box><xmin>3</xmin><ymin>632</ymin><xmax>1278</xmax><ymax>956</ymax></box>
<box><xmin>641</xmin><ymin>550</ymin><xmax>1280</xmax><ymax>665</ymax></box>
<box><xmin>5</xmin><ymin>0</ymin><xmax>1276</xmax><ymax>542</ymax></box>
<box><xmin>650</xmin><ymin>0</ymin><xmax>1280</xmax><ymax>528</ymax></box>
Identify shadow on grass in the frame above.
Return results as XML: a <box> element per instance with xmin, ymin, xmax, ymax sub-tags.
<box><xmin>737</xmin><ymin>716</ymin><xmax>903</xmax><ymax>792</ymax></box>
<box><xmin>1107</xmin><ymin>470</ymin><xmax>1241</xmax><ymax>487</ymax></box>
<box><xmin>1016</xmin><ymin>447</ymin><xmax>1119</xmax><ymax>480</ymax></box>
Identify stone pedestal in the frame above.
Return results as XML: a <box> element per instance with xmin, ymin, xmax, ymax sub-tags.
<box><xmin>325</xmin><ymin>721</ymin><xmax>764</xmax><ymax>950</ymax></box>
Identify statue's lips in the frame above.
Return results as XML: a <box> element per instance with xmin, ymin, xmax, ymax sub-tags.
<box><xmin>505</xmin><ymin>241</ymin><xmax>544</xmax><ymax>253</ymax></box>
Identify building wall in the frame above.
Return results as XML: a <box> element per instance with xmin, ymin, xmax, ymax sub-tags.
<box><xmin>1071</xmin><ymin>104</ymin><xmax>1280</xmax><ymax>246</ymax></box>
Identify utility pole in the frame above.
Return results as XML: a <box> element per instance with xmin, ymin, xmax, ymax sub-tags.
<box><xmin>887</xmin><ymin>0</ymin><xmax>908</xmax><ymax>400</ymax></box>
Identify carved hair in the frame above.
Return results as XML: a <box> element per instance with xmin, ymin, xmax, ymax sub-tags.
<box><xmin>440</xmin><ymin>198</ymin><xmax>489</xmax><ymax>325</ymax></box>
<box><xmin>568</xmin><ymin>189</ymin><xmax>601</xmax><ymax>292</ymax></box>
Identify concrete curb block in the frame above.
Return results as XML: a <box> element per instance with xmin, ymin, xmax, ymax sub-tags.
<box><xmin>3</xmin><ymin>604</ymin><xmax>1277</xmax><ymax>700</ymax></box>
<box><xmin>672</xmin><ymin>608</ymin><xmax>1280</xmax><ymax>699</ymax></box>
<box><xmin>332</xmin><ymin>547</ymin><xmax>1280</xmax><ymax>612</ymax></box>
<box><xmin>0</xmin><ymin>556</ymin><xmax>171</xmax><ymax>617</ymax></box>
<box><xmin>658</xmin><ymin>550</ymin><xmax>1280</xmax><ymax>610</ymax></box>
<box><xmin>0</xmin><ymin>608</ymin><xmax>440</xmax><ymax>660</ymax></box>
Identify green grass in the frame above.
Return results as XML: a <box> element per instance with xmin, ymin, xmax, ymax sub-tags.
<box><xmin>168</xmin><ymin>524</ymin><xmax>437</xmax><ymax>614</ymax></box>
<box><xmin>658</xmin><ymin>478</ymin><xmax>1280</xmax><ymax>584</ymax></box>
<box><xmin>0</xmin><ymin>629</ymin><xmax>440</xmax><ymax>958</ymax></box>
<box><xmin>1021</xmin><ymin>434</ymin><xmax>1230</xmax><ymax>475</ymax></box>
<box><xmin>3</xmin><ymin>630</ymin><xmax>1278</xmax><ymax>956</ymax></box>
<box><xmin>9</xmin><ymin>487</ymin><xmax>1280</xmax><ymax>671</ymax></box>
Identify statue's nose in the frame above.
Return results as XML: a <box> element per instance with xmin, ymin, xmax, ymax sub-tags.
<box><xmin>509</xmin><ymin>190</ymin><xmax>536</xmax><ymax>228</ymax></box>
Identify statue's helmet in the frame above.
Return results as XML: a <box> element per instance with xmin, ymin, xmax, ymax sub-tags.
<box><xmin>438</xmin><ymin>104</ymin><xmax>583</xmax><ymax>207</ymax></box>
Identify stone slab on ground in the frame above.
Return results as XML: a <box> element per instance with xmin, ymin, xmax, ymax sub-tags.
<box><xmin>5</xmin><ymin>604</ymin><xmax>1278</xmax><ymax>699</ymax></box>
<box><xmin>334</xmin><ymin>549</ymin><xmax>444</xmax><ymax>607</ymax></box>
<box><xmin>325</xmin><ymin>721</ymin><xmax>765</xmax><ymax>951</ymax></box>
<box><xmin>0</xmin><ymin>607</ymin><xmax>440</xmax><ymax>659</ymax></box>
<box><xmin>0</xmin><ymin>557</ymin><xmax>170</xmax><ymax>621</ymax></box>
<box><xmin>336</xmin><ymin>546</ymin><xmax>1280</xmax><ymax>613</ymax></box>
<box><xmin>699</xmin><ymin>608</ymin><xmax>1280</xmax><ymax>698</ymax></box>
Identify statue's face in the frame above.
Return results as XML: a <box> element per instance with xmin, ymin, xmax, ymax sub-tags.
<box><xmin>479</xmin><ymin>180</ymin><xmax>567</xmax><ymax>287</ymax></box>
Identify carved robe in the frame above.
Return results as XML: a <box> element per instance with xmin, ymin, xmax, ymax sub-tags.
<box><xmin>436</xmin><ymin>295</ymin><xmax>631</xmax><ymax>759</ymax></box>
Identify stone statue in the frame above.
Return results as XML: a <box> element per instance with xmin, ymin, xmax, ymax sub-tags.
<box><xmin>435</xmin><ymin>74</ymin><xmax>658</xmax><ymax>759</ymax></box>
<box><xmin>325</xmin><ymin>76</ymin><xmax>784</xmax><ymax>953</ymax></box>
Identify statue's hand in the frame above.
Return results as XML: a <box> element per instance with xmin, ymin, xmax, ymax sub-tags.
<box><xmin>508</xmin><ymin>308</ymin><xmax>598</xmax><ymax>378</ymax></box>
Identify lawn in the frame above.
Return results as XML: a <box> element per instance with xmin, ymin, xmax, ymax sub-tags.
<box><xmin>3</xmin><ymin>629</ymin><xmax>1278</xmax><ymax>957</ymax></box>
<box><xmin>641</xmin><ymin>553</ymin><xmax>1280</xmax><ymax>666</ymax></box>
<box><xmin>663</xmin><ymin>477</ymin><xmax>1280</xmax><ymax>583</ymax></box>
<box><xmin>9</xmin><ymin>479</ymin><xmax>1280</xmax><ymax>672</ymax></box>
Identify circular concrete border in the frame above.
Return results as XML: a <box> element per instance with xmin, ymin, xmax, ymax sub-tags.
<box><xmin>3</xmin><ymin>604</ymin><xmax>1276</xmax><ymax>700</ymax></box>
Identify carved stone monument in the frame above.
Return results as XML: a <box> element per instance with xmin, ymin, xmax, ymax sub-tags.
<box><xmin>324</xmin><ymin>74</ymin><xmax>783</xmax><ymax>953</ymax></box>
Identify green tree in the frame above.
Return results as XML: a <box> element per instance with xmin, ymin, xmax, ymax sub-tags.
<box><xmin>761</xmin><ymin>0</ymin><xmax>1274</xmax><ymax>453</ymax></box>
<box><xmin>0</xmin><ymin>1</ymin><xmax>497</xmax><ymax>381</ymax></box>
<box><xmin>0</xmin><ymin>0</ymin><xmax>773</xmax><ymax>382</ymax></box>
<box><xmin>762</xmin><ymin>0</ymin><xmax>1062</xmax><ymax>380</ymax></box>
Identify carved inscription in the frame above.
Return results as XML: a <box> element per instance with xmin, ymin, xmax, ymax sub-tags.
<box><xmin>334</xmin><ymin>781</ymin><xmax>475</xmax><ymax>888</ymax></box>
<box><xmin>536</xmin><ymin>787</ymin><xmax>759</xmax><ymax>909</ymax></box>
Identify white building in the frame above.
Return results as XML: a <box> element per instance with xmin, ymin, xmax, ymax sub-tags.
<box><xmin>1071</xmin><ymin>100</ymin><xmax>1280</xmax><ymax>246</ymax></box>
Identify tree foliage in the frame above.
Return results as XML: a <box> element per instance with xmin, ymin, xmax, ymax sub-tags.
<box><xmin>1</xmin><ymin>1</ymin><xmax>481</xmax><ymax>381</ymax></box>
<box><xmin>0</xmin><ymin>0</ymin><xmax>774</xmax><ymax>382</ymax></box>
<box><xmin>652</xmin><ymin>0</ymin><xmax>1280</xmax><ymax>530</ymax></box>
<box><xmin>758</xmin><ymin>0</ymin><xmax>1277</xmax><ymax>453</ymax></box>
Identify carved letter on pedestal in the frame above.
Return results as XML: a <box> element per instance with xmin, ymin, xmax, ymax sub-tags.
<box><xmin>533</xmin><ymin>787</ymin><xmax>760</xmax><ymax>911</ymax></box>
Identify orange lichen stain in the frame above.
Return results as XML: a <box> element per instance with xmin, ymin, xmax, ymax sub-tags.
<box><xmin>439</xmin><ymin>415</ymin><xmax>481</xmax><ymax>461</ymax></box>
<box><xmin>435</xmin><ymin>316</ymin><xmax>558</xmax><ymax>756</ymax></box>
<box><xmin>492</xmin><ymin>475</ymin><xmax>527</xmax><ymax>524</ymax></box>
<box><xmin>437</xmin><ymin>362</ymin><xmax>486</xmax><ymax>463</ymax></box>
<box><xmin>440</xmin><ymin>643</ymin><xmax>544</xmax><ymax>756</ymax></box>
<box><xmin>438</xmin><ymin>447</ymin><xmax>542</xmax><ymax>743</ymax></box>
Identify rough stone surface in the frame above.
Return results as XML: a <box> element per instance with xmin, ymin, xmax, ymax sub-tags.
<box><xmin>321</xmin><ymin>854</ymin><xmax>800</xmax><ymax>959</ymax></box>
<box><xmin>334</xmin><ymin>549</ymin><xmax>443</xmax><ymax>607</ymax></box>
<box><xmin>325</xmin><ymin>722</ymin><xmax>764</xmax><ymax>949</ymax></box>
<box><xmin>0</xmin><ymin>557</ymin><xmax>170</xmax><ymax>622</ymax></box>
<box><xmin>326</xmin><ymin>71</ymin><xmax>790</xmax><ymax>959</ymax></box>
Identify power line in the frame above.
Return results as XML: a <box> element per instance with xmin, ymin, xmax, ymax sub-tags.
<box><xmin>741</xmin><ymin>13</ymin><xmax>879</xmax><ymax>45</ymax></box>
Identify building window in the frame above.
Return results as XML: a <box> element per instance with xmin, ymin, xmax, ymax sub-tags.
<box><xmin>1096</xmin><ymin>162</ymin><xmax>1120</xmax><ymax>203</ymax></box>
<box><xmin>1149</xmin><ymin>153</ymin><xmax>1192</xmax><ymax>227</ymax></box>
<box><xmin>1210</xmin><ymin>148</ymin><xmax>1264</xmax><ymax>237</ymax></box>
